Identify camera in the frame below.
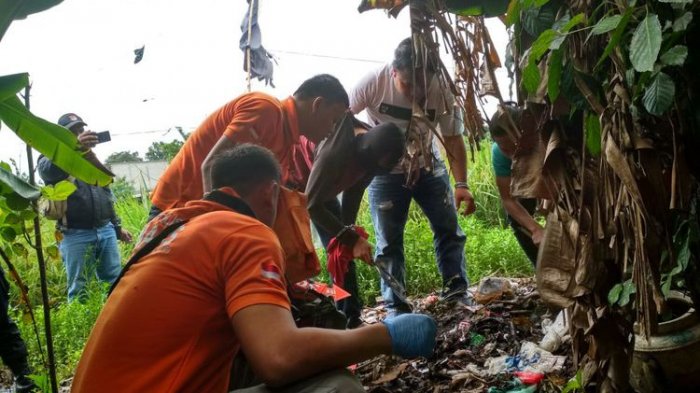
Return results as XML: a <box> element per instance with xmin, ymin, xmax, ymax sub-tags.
<box><xmin>95</xmin><ymin>131</ymin><xmax>111</xmax><ymax>144</ymax></box>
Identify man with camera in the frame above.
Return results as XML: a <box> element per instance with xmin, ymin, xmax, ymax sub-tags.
<box><xmin>38</xmin><ymin>113</ymin><xmax>132</xmax><ymax>301</ymax></box>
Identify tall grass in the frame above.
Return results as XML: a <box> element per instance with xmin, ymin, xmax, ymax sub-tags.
<box><xmin>2</xmin><ymin>140</ymin><xmax>532</xmax><ymax>384</ymax></box>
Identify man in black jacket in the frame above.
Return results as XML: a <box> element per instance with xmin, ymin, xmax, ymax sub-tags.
<box><xmin>38</xmin><ymin>113</ymin><xmax>132</xmax><ymax>301</ymax></box>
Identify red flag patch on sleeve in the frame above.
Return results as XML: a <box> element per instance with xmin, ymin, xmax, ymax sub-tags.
<box><xmin>261</xmin><ymin>262</ymin><xmax>283</xmax><ymax>283</ymax></box>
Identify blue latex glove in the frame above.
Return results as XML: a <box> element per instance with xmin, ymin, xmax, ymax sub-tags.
<box><xmin>383</xmin><ymin>314</ymin><xmax>437</xmax><ymax>358</ymax></box>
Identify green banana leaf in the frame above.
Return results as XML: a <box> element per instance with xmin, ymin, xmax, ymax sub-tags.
<box><xmin>0</xmin><ymin>73</ymin><xmax>28</xmax><ymax>102</ymax></box>
<box><xmin>0</xmin><ymin>94</ymin><xmax>113</xmax><ymax>186</ymax></box>
<box><xmin>445</xmin><ymin>0</ymin><xmax>510</xmax><ymax>17</ymax></box>
<box><xmin>0</xmin><ymin>0</ymin><xmax>64</xmax><ymax>42</ymax></box>
<box><xmin>0</xmin><ymin>165</ymin><xmax>40</xmax><ymax>201</ymax></box>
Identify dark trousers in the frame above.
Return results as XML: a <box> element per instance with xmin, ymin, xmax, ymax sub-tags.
<box><xmin>312</xmin><ymin>199</ymin><xmax>363</xmax><ymax>325</ymax></box>
<box><xmin>147</xmin><ymin>205</ymin><xmax>162</xmax><ymax>222</ymax></box>
<box><xmin>507</xmin><ymin>198</ymin><xmax>539</xmax><ymax>265</ymax></box>
<box><xmin>0</xmin><ymin>267</ymin><xmax>30</xmax><ymax>377</ymax></box>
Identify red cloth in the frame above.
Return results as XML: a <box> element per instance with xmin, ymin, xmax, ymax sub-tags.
<box><xmin>327</xmin><ymin>226</ymin><xmax>368</xmax><ymax>288</ymax></box>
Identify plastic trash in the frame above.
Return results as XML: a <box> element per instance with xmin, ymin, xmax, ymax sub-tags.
<box><xmin>474</xmin><ymin>277</ymin><xmax>513</xmax><ymax>304</ymax></box>
<box><xmin>539</xmin><ymin>310</ymin><xmax>569</xmax><ymax>352</ymax></box>
<box><xmin>513</xmin><ymin>371</ymin><xmax>545</xmax><ymax>385</ymax></box>
<box><xmin>485</xmin><ymin>341</ymin><xmax>567</xmax><ymax>375</ymax></box>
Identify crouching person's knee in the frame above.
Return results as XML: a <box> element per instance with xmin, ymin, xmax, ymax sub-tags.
<box><xmin>231</xmin><ymin>368</ymin><xmax>364</xmax><ymax>393</ymax></box>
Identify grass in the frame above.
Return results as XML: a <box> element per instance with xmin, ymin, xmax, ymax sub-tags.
<box><xmin>2</xmin><ymin>140</ymin><xmax>533</xmax><ymax>386</ymax></box>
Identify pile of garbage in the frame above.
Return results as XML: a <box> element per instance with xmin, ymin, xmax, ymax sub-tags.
<box><xmin>356</xmin><ymin>278</ymin><xmax>576</xmax><ymax>392</ymax></box>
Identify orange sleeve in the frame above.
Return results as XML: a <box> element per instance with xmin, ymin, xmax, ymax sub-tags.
<box><xmin>223</xmin><ymin>95</ymin><xmax>283</xmax><ymax>144</ymax></box>
<box><xmin>220</xmin><ymin>225</ymin><xmax>290</xmax><ymax>318</ymax></box>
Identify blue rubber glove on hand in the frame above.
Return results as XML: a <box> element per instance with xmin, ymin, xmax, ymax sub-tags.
<box><xmin>383</xmin><ymin>314</ymin><xmax>437</xmax><ymax>358</ymax></box>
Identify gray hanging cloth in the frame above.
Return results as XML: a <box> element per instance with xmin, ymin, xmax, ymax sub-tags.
<box><xmin>239</xmin><ymin>0</ymin><xmax>275</xmax><ymax>87</ymax></box>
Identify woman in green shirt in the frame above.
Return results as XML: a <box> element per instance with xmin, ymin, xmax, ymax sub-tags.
<box><xmin>490</xmin><ymin>106</ymin><xmax>543</xmax><ymax>265</ymax></box>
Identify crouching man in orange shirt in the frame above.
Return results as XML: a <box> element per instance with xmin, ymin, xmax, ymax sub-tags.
<box><xmin>72</xmin><ymin>144</ymin><xmax>437</xmax><ymax>393</ymax></box>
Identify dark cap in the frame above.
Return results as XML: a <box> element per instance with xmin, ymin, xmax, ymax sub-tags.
<box><xmin>57</xmin><ymin>113</ymin><xmax>87</xmax><ymax>130</ymax></box>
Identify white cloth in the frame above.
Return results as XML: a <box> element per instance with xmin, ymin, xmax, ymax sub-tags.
<box><xmin>350</xmin><ymin>64</ymin><xmax>463</xmax><ymax>173</ymax></box>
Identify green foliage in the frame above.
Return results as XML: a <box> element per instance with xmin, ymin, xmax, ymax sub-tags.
<box><xmin>607</xmin><ymin>279</ymin><xmax>636</xmax><ymax>307</ymax></box>
<box><xmin>547</xmin><ymin>49</ymin><xmax>563</xmax><ymax>101</ymax></box>
<box><xmin>15</xmin><ymin>284</ymin><xmax>106</xmax><ymax>382</ymax></box>
<box><xmin>0</xmin><ymin>75</ymin><xmax>112</xmax><ymax>186</ymax></box>
<box><xmin>584</xmin><ymin>113</ymin><xmax>602</xmax><ymax>156</ymax></box>
<box><xmin>629</xmin><ymin>13</ymin><xmax>662</xmax><ymax>72</ymax></box>
<box><xmin>589</xmin><ymin>14</ymin><xmax>623</xmax><ymax>36</ymax></box>
<box><xmin>642</xmin><ymin>72</ymin><xmax>675</xmax><ymax>116</ymax></box>
<box><xmin>146</xmin><ymin>139</ymin><xmax>184</xmax><ymax>162</ymax></box>
<box><xmin>561</xmin><ymin>370</ymin><xmax>584</xmax><ymax>393</ymax></box>
<box><xmin>110</xmin><ymin>177</ymin><xmax>137</xmax><ymax>200</ymax></box>
<box><xmin>105</xmin><ymin>151</ymin><xmax>143</xmax><ymax>166</ymax></box>
<box><xmin>40</xmin><ymin>180</ymin><xmax>76</xmax><ymax>201</ymax></box>
<box><xmin>0</xmin><ymin>163</ymin><xmax>39</xmax><ymax>201</ymax></box>
<box><xmin>0</xmin><ymin>0</ymin><xmax>64</xmax><ymax>41</ymax></box>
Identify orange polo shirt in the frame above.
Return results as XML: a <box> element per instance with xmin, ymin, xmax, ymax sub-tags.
<box><xmin>71</xmin><ymin>194</ymin><xmax>290</xmax><ymax>393</ymax></box>
<box><xmin>151</xmin><ymin>93</ymin><xmax>301</xmax><ymax>210</ymax></box>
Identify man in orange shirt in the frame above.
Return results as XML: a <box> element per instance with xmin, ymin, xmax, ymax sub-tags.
<box><xmin>73</xmin><ymin>144</ymin><xmax>437</xmax><ymax>393</ymax></box>
<box><xmin>149</xmin><ymin>74</ymin><xmax>349</xmax><ymax>220</ymax></box>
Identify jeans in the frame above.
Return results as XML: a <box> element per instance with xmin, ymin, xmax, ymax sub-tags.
<box><xmin>0</xmin><ymin>267</ymin><xmax>30</xmax><ymax>377</ymax></box>
<box><xmin>368</xmin><ymin>162</ymin><xmax>468</xmax><ymax>311</ymax></box>
<box><xmin>507</xmin><ymin>198</ymin><xmax>538</xmax><ymax>265</ymax></box>
<box><xmin>312</xmin><ymin>199</ymin><xmax>362</xmax><ymax>325</ymax></box>
<box><xmin>59</xmin><ymin>223</ymin><xmax>122</xmax><ymax>301</ymax></box>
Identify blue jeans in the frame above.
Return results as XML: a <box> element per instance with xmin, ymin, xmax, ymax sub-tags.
<box><xmin>368</xmin><ymin>163</ymin><xmax>468</xmax><ymax>311</ymax></box>
<box><xmin>59</xmin><ymin>223</ymin><xmax>122</xmax><ymax>301</ymax></box>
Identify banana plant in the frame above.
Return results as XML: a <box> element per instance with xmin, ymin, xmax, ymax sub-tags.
<box><xmin>0</xmin><ymin>0</ymin><xmax>64</xmax><ymax>42</ymax></box>
<box><xmin>0</xmin><ymin>73</ymin><xmax>113</xmax><ymax>187</ymax></box>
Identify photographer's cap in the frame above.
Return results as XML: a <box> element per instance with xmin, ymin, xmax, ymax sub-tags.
<box><xmin>58</xmin><ymin>113</ymin><xmax>87</xmax><ymax>130</ymax></box>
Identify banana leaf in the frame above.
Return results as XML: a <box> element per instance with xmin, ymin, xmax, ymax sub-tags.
<box><xmin>445</xmin><ymin>0</ymin><xmax>510</xmax><ymax>17</ymax></box>
<box><xmin>0</xmin><ymin>93</ymin><xmax>113</xmax><ymax>186</ymax></box>
<box><xmin>0</xmin><ymin>73</ymin><xmax>28</xmax><ymax>102</ymax></box>
<box><xmin>0</xmin><ymin>0</ymin><xmax>64</xmax><ymax>42</ymax></box>
<box><xmin>0</xmin><ymin>165</ymin><xmax>40</xmax><ymax>201</ymax></box>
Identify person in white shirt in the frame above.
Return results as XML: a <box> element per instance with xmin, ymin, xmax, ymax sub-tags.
<box><xmin>350</xmin><ymin>38</ymin><xmax>476</xmax><ymax>316</ymax></box>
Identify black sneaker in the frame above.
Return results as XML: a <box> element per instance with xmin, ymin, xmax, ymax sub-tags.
<box><xmin>440</xmin><ymin>283</ymin><xmax>475</xmax><ymax>306</ymax></box>
<box><xmin>15</xmin><ymin>374</ymin><xmax>36</xmax><ymax>393</ymax></box>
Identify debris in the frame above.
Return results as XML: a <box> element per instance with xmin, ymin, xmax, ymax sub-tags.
<box><xmin>474</xmin><ymin>277</ymin><xmax>514</xmax><ymax>304</ymax></box>
<box><xmin>513</xmin><ymin>371</ymin><xmax>545</xmax><ymax>385</ymax></box>
<box><xmin>539</xmin><ymin>310</ymin><xmax>569</xmax><ymax>352</ymax></box>
<box><xmin>358</xmin><ymin>279</ymin><xmax>574</xmax><ymax>392</ymax></box>
<box><xmin>372</xmin><ymin>363</ymin><xmax>408</xmax><ymax>384</ymax></box>
<box><xmin>486</xmin><ymin>342</ymin><xmax>567</xmax><ymax>375</ymax></box>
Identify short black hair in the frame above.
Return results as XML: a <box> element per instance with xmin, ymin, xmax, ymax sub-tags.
<box><xmin>489</xmin><ymin>105</ymin><xmax>522</xmax><ymax>137</ymax></box>
<box><xmin>392</xmin><ymin>37</ymin><xmax>437</xmax><ymax>73</ymax></box>
<box><xmin>294</xmin><ymin>74</ymin><xmax>349</xmax><ymax>107</ymax></box>
<box><xmin>210</xmin><ymin>144</ymin><xmax>281</xmax><ymax>196</ymax></box>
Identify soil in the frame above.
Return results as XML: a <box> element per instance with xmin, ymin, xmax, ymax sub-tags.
<box><xmin>355</xmin><ymin>278</ymin><xmax>575</xmax><ymax>392</ymax></box>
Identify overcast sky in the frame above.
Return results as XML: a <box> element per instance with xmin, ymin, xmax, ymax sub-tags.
<box><xmin>0</xmin><ymin>0</ymin><xmax>510</xmax><ymax>175</ymax></box>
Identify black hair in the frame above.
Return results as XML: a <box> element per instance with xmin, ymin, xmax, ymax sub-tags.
<box><xmin>489</xmin><ymin>104</ymin><xmax>522</xmax><ymax>138</ymax></box>
<box><xmin>392</xmin><ymin>37</ymin><xmax>437</xmax><ymax>73</ymax></box>
<box><xmin>293</xmin><ymin>74</ymin><xmax>349</xmax><ymax>107</ymax></box>
<box><xmin>357</xmin><ymin>122</ymin><xmax>405</xmax><ymax>172</ymax></box>
<box><xmin>210</xmin><ymin>144</ymin><xmax>281</xmax><ymax>196</ymax></box>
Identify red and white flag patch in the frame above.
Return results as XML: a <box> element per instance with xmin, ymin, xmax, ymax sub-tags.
<box><xmin>261</xmin><ymin>262</ymin><xmax>283</xmax><ymax>283</ymax></box>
